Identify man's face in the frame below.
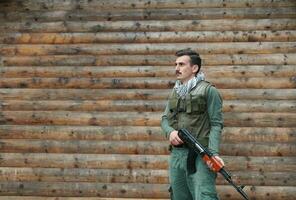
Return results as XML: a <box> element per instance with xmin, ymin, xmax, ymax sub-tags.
<box><xmin>175</xmin><ymin>55</ymin><xmax>198</xmax><ymax>84</ymax></box>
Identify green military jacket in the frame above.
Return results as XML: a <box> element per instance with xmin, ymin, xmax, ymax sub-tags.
<box><xmin>161</xmin><ymin>80</ymin><xmax>223</xmax><ymax>155</ymax></box>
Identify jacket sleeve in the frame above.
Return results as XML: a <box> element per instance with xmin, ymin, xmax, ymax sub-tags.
<box><xmin>207</xmin><ymin>86</ymin><xmax>224</xmax><ymax>155</ymax></box>
<box><xmin>161</xmin><ymin>102</ymin><xmax>175</xmax><ymax>139</ymax></box>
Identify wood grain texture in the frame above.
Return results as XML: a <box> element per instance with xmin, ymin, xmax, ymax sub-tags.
<box><xmin>1</xmin><ymin>19</ymin><xmax>296</xmax><ymax>33</ymax></box>
<box><xmin>0</xmin><ymin>0</ymin><xmax>295</xmax><ymax>199</ymax></box>
<box><xmin>1</xmin><ymin>31</ymin><xmax>296</xmax><ymax>44</ymax></box>
<box><xmin>0</xmin><ymin>0</ymin><xmax>295</xmax><ymax>11</ymax></box>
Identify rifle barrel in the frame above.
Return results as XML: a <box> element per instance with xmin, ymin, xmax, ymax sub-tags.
<box><xmin>178</xmin><ymin>128</ymin><xmax>250</xmax><ymax>200</ymax></box>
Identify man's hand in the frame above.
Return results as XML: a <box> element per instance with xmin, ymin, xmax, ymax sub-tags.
<box><xmin>169</xmin><ymin>130</ymin><xmax>184</xmax><ymax>146</ymax></box>
<box><xmin>206</xmin><ymin>155</ymin><xmax>224</xmax><ymax>172</ymax></box>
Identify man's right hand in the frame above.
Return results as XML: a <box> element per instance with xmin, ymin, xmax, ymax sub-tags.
<box><xmin>169</xmin><ymin>130</ymin><xmax>184</xmax><ymax>146</ymax></box>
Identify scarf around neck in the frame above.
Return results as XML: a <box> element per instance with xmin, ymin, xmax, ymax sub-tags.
<box><xmin>174</xmin><ymin>72</ymin><xmax>205</xmax><ymax>98</ymax></box>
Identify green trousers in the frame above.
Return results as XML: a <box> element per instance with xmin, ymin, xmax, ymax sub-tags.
<box><xmin>169</xmin><ymin>147</ymin><xmax>219</xmax><ymax>200</ymax></box>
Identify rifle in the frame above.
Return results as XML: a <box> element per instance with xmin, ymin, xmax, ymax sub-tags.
<box><xmin>178</xmin><ymin>128</ymin><xmax>249</xmax><ymax>200</ymax></box>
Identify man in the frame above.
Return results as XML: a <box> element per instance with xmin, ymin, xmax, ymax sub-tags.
<box><xmin>161</xmin><ymin>48</ymin><xmax>224</xmax><ymax>200</ymax></box>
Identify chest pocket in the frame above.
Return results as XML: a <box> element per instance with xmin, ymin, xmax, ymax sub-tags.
<box><xmin>168</xmin><ymin>97</ymin><xmax>178</xmax><ymax>112</ymax></box>
<box><xmin>187</xmin><ymin>94</ymin><xmax>207</xmax><ymax>114</ymax></box>
<box><xmin>168</xmin><ymin>97</ymin><xmax>178</xmax><ymax>120</ymax></box>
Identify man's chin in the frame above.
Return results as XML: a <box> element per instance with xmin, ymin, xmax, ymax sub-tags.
<box><xmin>176</xmin><ymin>77</ymin><xmax>184</xmax><ymax>83</ymax></box>
<box><xmin>176</xmin><ymin>75</ymin><xmax>182</xmax><ymax>80</ymax></box>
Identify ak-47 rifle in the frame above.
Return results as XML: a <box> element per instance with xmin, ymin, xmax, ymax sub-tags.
<box><xmin>178</xmin><ymin>128</ymin><xmax>249</xmax><ymax>200</ymax></box>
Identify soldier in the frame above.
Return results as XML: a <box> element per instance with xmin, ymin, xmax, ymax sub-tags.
<box><xmin>161</xmin><ymin>48</ymin><xmax>224</xmax><ymax>200</ymax></box>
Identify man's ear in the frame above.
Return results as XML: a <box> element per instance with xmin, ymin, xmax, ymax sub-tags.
<box><xmin>192</xmin><ymin>65</ymin><xmax>199</xmax><ymax>74</ymax></box>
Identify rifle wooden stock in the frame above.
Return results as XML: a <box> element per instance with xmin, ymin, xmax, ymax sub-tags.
<box><xmin>178</xmin><ymin>128</ymin><xmax>249</xmax><ymax>200</ymax></box>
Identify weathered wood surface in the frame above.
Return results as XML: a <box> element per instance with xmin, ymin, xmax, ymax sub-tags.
<box><xmin>1</xmin><ymin>167</ymin><xmax>295</xmax><ymax>186</ymax></box>
<box><xmin>1</xmin><ymin>65</ymin><xmax>295</xmax><ymax>78</ymax></box>
<box><xmin>0</xmin><ymin>125</ymin><xmax>165</xmax><ymax>141</ymax></box>
<box><xmin>0</xmin><ymin>197</ymin><xmax>166</xmax><ymax>200</ymax></box>
<box><xmin>0</xmin><ymin>197</ymin><xmax>171</xmax><ymax>200</ymax></box>
<box><xmin>0</xmin><ymin>182</ymin><xmax>296</xmax><ymax>200</ymax></box>
<box><xmin>1</xmin><ymin>182</ymin><xmax>295</xmax><ymax>200</ymax></box>
<box><xmin>1</xmin><ymin>31</ymin><xmax>296</xmax><ymax>44</ymax></box>
<box><xmin>0</xmin><ymin>77</ymin><xmax>295</xmax><ymax>89</ymax></box>
<box><xmin>2</xmin><ymin>54</ymin><xmax>296</xmax><ymax>66</ymax></box>
<box><xmin>2</xmin><ymin>42</ymin><xmax>296</xmax><ymax>56</ymax></box>
<box><xmin>1</xmin><ymin>0</ymin><xmax>295</xmax><ymax>11</ymax></box>
<box><xmin>0</xmin><ymin>139</ymin><xmax>295</xmax><ymax>156</ymax></box>
<box><xmin>1</xmin><ymin>19</ymin><xmax>296</xmax><ymax>33</ymax></box>
<box><xmin>1</xmin><ymin>88</ymin><xmax>296</xmax><ymax>100</ymax></box>
<box><xmin>0</xmin><ymin>125</ymin><xmax>295</xmax><ymax>143</ymax></box>
<box><xmin>0</xmin><ymin>198</ymin><xmax>166</xmax><ymax>200</ymax></box>
<box><xmin>1</xmin><ymin>7</ymin><xmax>296</xmax><ymax>22</ymax></box>
<box><xmin>0</xmin><ymin>184</ymin><xmax>295</xmax><ymax>200</ymax></box>
<box><xmin>0</xmin><ymin>153</ymin><xmax>295</xmax><ymax>171</ymax></box>
<box><xmin>0</xmin><ymin>0</ymin><xmax>295</xmax><ymax>199</ymax></box>
<box><xmin>1</xmin><ymin>111</ymin><xmax>296</xmax><ymax>127</ymax></box>
<box><xmin>1</xmin><ymin>100</ymin><xmax>295</xmax><ymax>112</ymax></box>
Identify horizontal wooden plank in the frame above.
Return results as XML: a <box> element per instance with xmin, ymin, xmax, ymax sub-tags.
<box><xmin>223</xmin><ymin>127</ymin><xmax>296</xmax><ymax>143</ymax></box>
<box><xmin>223</xmin><ymin>100</ymin><xmax>296</xmax><ymax>112</ymax></box>
<box><xmin>220</xmin><ymin>142</ymin><xmax>296</xmax><ymax>156</ymax></box>
<box><xmin>0</xmin><ymin>181</ymin><xmax>169</xmax><ymax>198</ymax></box>
<box><xmin>0</xmin><ymin>139</ymin><xmax>295</xmax><ymax>156</ymax></box>
<box><xmin>0</xmin><ymin>183</ymin><xmax>294</xmax><ymax>200</ymax></box>
<box><xmin>0</xmin><ymin>125</ymin><xmax>165</xmax><ymax>141</ymax></box>
<box><xmin>1</xmin><ymin>65</ymin><xmax>295</xmax><ymax>78</ymax></box>
<box><xmin>0</xmin><ymin>167</ymin><xmax>295</xmax><ymax>186</ymax></box>
<box><xmin>0</xmin><ymin>168</ymin><xmax>169</xmax><ymax>184</ymax></box>
<box><xmin>1</xmin><ymin>19</ymin><xmax>295</xmax><ymax>33</ymax></box>
<box><xmin>223</xmin><ymin>112</ymin><xmax>296</xmax><ymax>127</ymax></box>
<box><xmin>0</xmin><ymin>66</ymin><xmax>171</xmax><ymax>78</ymax></box>
<box><xmin>1</xmin><ymin>30</ymin><xmax>296</xmax><ymax>44</ymax></box>
<box><xmin>2</xmin><ymin>54</ymin><xmax>296</xmax><ymax>66</ymax></box>
<box><xmin>0</xmin><ymin>126</ymin><xmax>295</xmax><ymax>143</ymax></box>
<box><xmin>207</xmin><ymin>65</ymin><xmax>296</xmax><ymax>78</ymax></box>
<box><xmin>224</xmin><ymin>171</ymin><xmax>296</xmax><ymax>186</ymax></box>
<box><xmin>1</xmin><ymin>100</ymin><xmax>295</xmax><ymax>113</ymax></box>
<box><xmin>0</xmin><ymin>111</ymin><xmax>295</xmax><ymax>127</ymax></box>
<box><xmin>0</xmin><ymin>182</ymin><xmax>295</xmax><ymax>199</ymax></box>
<box><xmin>1</xmin><ymin>88</ymin><xmax>295</xmax><ymax>100</ymax></box>
<box><xmin>0</xmin><ymin>111</ymin><xmax>161</xmax><ymax>126</ymax></box>
<box><xmin>0</xmin><ymin>89</ymin><xmax>170</xmax><ymax>100</ymax></box>
<box><xmin>1</xmin><ymin>153</ymin><xmax>295</xmax><ymax>171</ymax></box>
<box><xmin>0</xmin><ymin>77</ymin><xmax>177</xmax><ymax>89</ymax></box>
<box><xmin>0</xmin><ymin>140</ymin><xmax>170</xmax><ymax>155</ymax></box>
<box><xmin>0</xmin><ymin>0</ymin><xmax>295</xmax><ymax>11</ymax></box>
<box><xmin>2</xmin><ymin>110</ymin><xmax>141</xmax><ymax>126</ymax></box>
<box><xmin>0</xmin><ymin>77</ymin><xmax>295</xmax><ymax>89</ymax></box>
<box><xmin>0</xmin><ymin>100</ymin><xmax>166</xmax><ymax>112</ymax></box>
<box><xmin>214</xmin><ymin>77</ymin><xmax>296</xmax><ymax>89</ymax></box>
<box><xmin>0</xmin><ymin>153</ymin><xmax>168</xmax><ymax>169</ymax></box>
<box><xmin>1</xmin><ymin>42</ymin><xmax>296</xmax><ymax>56</ymax></box>
<box><xmin>220</xmin><ymin>89</ymin><xmax>296</xmax><ymax>100</ymax></box>
<box><xmin>1</xmin><ymin>7</ymin><xmax>296</xmax><ymax>22</ymax></box>
<box><xmin>0</xmin><ymin>198</ymin><xmax>167</xmax><ymax>200</ymax></box>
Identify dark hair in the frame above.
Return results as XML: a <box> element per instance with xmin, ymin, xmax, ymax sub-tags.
<box><xmin>175</xmin><ymin>48</ymin><xmax>202</xmax><ymax>74</ymax></box>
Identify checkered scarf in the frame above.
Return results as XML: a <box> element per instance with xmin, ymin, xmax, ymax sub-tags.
<box><xmin>174</xmin><ymin>72</ymin><xmax>205</xmax><ymax>98</ymax></box>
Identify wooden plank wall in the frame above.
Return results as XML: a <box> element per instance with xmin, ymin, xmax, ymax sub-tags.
<box><xmin>0</xmin><ymin>0</ymin><xmax>296</xmax><ymax>199</ymax></box>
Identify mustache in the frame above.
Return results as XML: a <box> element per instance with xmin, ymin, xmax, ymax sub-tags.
<box><xmin>175</xmin><ymin>70</ymin><xmax>181</xmax><ymax>74</ymax></box>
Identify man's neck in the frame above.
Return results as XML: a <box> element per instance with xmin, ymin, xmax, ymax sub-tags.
<box><xmin>180</xmin><ymin>76</ymin><xmax>195</xmax><ymax>85</ymax></box>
